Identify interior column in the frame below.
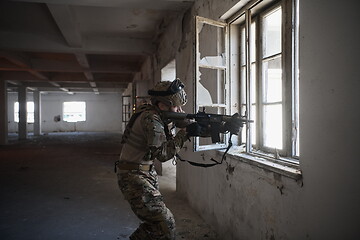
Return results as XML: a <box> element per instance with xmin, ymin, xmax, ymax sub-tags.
<box><xmin>0</xmin><ymin>80</ymin><xmax>8</xmax><ymax>145</ymax></box>
<box><xmin>33</xmin><ymin>90</ymin><xmax>41</xmax><ymax>136</ymax></box>
<box><xmin>18</xmin><ymin>85</ymin><xmax>27</xmax><ymax>140</ymax></box>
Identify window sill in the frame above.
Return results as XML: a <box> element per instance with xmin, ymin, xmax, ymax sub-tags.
<box><xmin>218</xmin><ymin>146</ymin><xmax>302</xmax><ymax>180</ymax></box>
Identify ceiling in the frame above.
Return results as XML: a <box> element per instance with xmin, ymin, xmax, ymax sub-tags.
<box><xmin>0</xmin><ymin>0</ymin><xmax>194</xmax><ymax>94</ymax></box>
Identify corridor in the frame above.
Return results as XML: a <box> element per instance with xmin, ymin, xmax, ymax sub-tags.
<box><xmin>0</xmin><ymin>132</ymin><xmax>218</xmax><ymax>240</ymax></box>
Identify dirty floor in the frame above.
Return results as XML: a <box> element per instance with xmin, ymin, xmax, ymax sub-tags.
<box><xmin>0</xmin><ymin>132</ymin><xmax>219</xmax><ymax>240</ymax></box>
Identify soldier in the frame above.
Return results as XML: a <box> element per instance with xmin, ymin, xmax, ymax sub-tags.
<box><xmin>116</xmin><ymin>79</ymin><xmax>200</xmax><ymax>240</ymax></box>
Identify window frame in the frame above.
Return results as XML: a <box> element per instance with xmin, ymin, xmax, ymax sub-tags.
<box><xmin>194</xmin><ymin>16</ymin><xmax>230</xmax><ymax>152</ymax></box>
<box><xmin>14</xmin><ymin>101</ymin><xmax>34</xmax><ymax>123</ymax></box>
<box><xmin>258</xmin><ymin>3</ymin><xmax>288</xmax><ymax>155</ymax></box>
<box><xmin>62</xmin><ymin>101</ymin><xmax>86</xmax><ymax>123</ymax></box>
<box><xmin>122</xmin><ymin>95</ymin><xmax>131</xmax><ymax>125</ymax></box>
<box><xmin>194</xmin><ymin>0</ymin><xmax>300</xmax><ymax>178</ymax></box>
<box><xmin>227</xmin><ymin>0</ymin><xmax>299</xmax><ymax>162</ymax></box>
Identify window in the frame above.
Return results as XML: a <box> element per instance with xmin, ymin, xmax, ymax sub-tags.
<box><xmin>122</xmin><ymin>95</ymin><xmax>131</xmax><ymax>125</ymax></box>
<box><xmin>63</xmin><ymin>102</ymin><xmax>86</xmax><ymax>122</ymax></box>
<box><xmin>14</xmin><ymin>102</ymin><xmax>34</xmax><ymax>123</ymax></box>
<box><xmin>196</xmin><ymin>0</ymin><xmax>299</xmax><ymax>166</ymax></box>
<box><xmin>195</xmin><ymin>16</ymin><xmax>229</xmax><ymax>151</ymax></box>
<box><xmin>233</xmin><ymin>0</ymin><xmax>299</xmax><ymax>161</ymax></box>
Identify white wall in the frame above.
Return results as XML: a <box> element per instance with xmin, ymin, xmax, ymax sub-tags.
<box><xmin>161</xmin><ymin>59</ymin><xmax>176</xmax><ymax>82</ymax></box>
<box><xmin>8</xmin><ymin>92</ymin><xmax>122</xmax><ymax>133</ymax></box>
<box><xmin>138</xmin><ymin>0</ymin><xmax>360</xmax><ymax>239</ymax></box>
<box><xmin>298</xmin><ymin>0</ymin><xmax>360</xmax><ymax>238</ymax></box>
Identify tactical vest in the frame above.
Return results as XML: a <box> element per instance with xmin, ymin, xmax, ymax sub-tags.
<box><xmin>120</xmin><ymin>104</ymin><xmax>166</xmax><ymax>164</ymax></box>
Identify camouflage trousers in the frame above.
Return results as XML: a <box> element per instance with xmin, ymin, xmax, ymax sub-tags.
<box><xmin>117</xmin><ymin>168</ymin><xmax>176</xmax><ymax>240</ymax></box>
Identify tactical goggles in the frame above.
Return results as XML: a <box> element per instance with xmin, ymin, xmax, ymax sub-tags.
<box><xmin>148</xmin><ymin>78</ymin><xmax>185</xmax><ymax>96</ymax></box>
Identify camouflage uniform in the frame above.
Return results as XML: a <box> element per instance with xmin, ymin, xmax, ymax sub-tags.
<box><xmin>117</xmin><ymin>104</ymin><xmax>188</xmax><ymax>240</ymax></box>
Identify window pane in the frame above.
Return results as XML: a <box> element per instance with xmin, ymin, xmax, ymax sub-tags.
<box><xmin>198</xmin><ymin>68</ymin><xmax>225</xmax><ymax>105</ymax></box>
<box><xmin>263</xmin><ymin>104</ymin><xmax>283</xmax><ymax>149</ymax></box>
<box><xmin>263</xmin><ymin>57</ymin><xmax>282</xmax><ymax>103</ymax></box>
<box><xmin>241</xmin><ymin>105</ymin><xmax>246</xmax><ymax>145</ymax></box>
<box><xmin>251</xmin><ymin>63</ymin><xmax>256</xmax><ymax>104</ymax></box>
<box><xmin>27</xmin><ymin>113</ymin><xmax>34</xmax><ymax>123</ymax></box>
<box><xmin>27</xmin><ymin>102</ymin><xmax>34</xmax><ymax>112</ymax></box>
<box><xmin>63</xmin><ymin>102</ymin><xmax>86</xmax><ymax>122</ymax></box>
<box><xmin>14</xmin><ymin>102</ymin><xmax>34</xmax><ymax>123</ymax></box>
<box><xmin>241</xmin><ymin>66</ymin><xmax>246</xmax><ymax>104</ymax></box>
<box><xmin>251</xmin><ymin>104</ymin><xmax>256</xmax><ymax>145</ymax></box>
<box><xmin>240</xmin><ymin>104</ymin><xmax>256</xmax><ymax>146</ymax></box>
<box><xmin>262</xmin><ymin>7</ymin><xmax>282</xmax><ymax>57</ymax></box>
<box><xmin>294</xmin><ymin>0</ymin><xmax>300</xmax><ymax>157</ymax></box>
<box><xmin>231</xmin><ymin>1</ymin><xmax>299</xmax><ymax>159</ymax></box>
<box><xmin>14</xmin><ymin>102</ymin><xmax>19</xmax><ymax>122</ymax></box>
<box><xmin>295</xmin><ymin>71</ymin><xmax>300</xmax><ymax>156</ymax></box>
<box><xmin>250</xmin><ymin>22</ymin><xmax>256</xmax><ymax>63</ymax></box>
<box><xmin>195</xmin><ymin>17</ymin><xmax>228</xmax><ymax>152</ymax></box>
<box><xmin>27</xmin><ymin>102</ymin><xmax>34</xmax><ymax>123</ymax></box>
<box><xmin>198</xmin><ymin>22</ymin><xmax>226</xmax><ymax>68</ymax></box>
<box><xmin>240</xmin><ymin>26</ymin><xmax>246</xmax><ymax>66</ymax></box>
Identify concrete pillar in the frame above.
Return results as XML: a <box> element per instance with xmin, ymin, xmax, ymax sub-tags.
<box><xmin>18</xmin><ymin>85</ymin><xmax>27</xmax><ymax>140</ymax></box>
<box><xmin>33</xmin><ymin>90</ymin><xmax>41</xmax><ymax>136</ymax></box>
<box><xmin>0</xmin><ymin>80</ymin><xmax>8</xmax><ymax>145</ymax></box>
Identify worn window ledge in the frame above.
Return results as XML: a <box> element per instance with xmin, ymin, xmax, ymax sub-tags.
<box><xmin>217</xmin><ymin>146</ymin><xmax>302</xmax><ymax>180</ymax></box>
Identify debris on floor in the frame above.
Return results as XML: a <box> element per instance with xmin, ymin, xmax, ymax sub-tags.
<box><xmin>1</xmin><ymin>132</ymin><xmax>219</xmax><ymax>240</ymax></box>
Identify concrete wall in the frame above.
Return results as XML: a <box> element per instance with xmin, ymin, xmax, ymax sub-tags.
<box><xmin>137</xmin><ymin>0</ymin><xmax>360</xmax><ymax>239</ymax></box>
<box><xmin>297</xmin><ymin>0</ymin><xmax>360</xmax><ymax>239</ymax></box>
<box><xmin>8</xmin><ymin>92</ymin><xmax>122</xmax><ymax>133</ymax></box>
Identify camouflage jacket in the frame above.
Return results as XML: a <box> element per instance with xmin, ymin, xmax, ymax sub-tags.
<box><xmin>119</xmin><ymin>104</ymin><xmax>188</xmax><ymax>164</ymax></box>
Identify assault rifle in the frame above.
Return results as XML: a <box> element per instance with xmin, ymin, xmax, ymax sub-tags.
<box><xmin>162</xmin><ymin>110</ymin><xmax>253</xmax><ymax>143</ymax></box>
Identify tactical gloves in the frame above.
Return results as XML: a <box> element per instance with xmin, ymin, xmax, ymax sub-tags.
<box><xmin>173</xmin><ymin>118</ymin><xmax>192</xmax><ymax>128</ymax></box>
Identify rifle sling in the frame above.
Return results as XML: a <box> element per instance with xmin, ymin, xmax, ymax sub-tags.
<box><xmin>175</xmin><ymin>134</ymin><xmax>233</xmax><ymax>168</ymax></box>
<box><xmin>176</xmin><ymin>154</ymin><xmax>219</xmax><ymax>168</ymax></box>
<box><xmin>163</xmin><ymin>116</ymin><xmax>234</xmax><ymax>168</ymax></box>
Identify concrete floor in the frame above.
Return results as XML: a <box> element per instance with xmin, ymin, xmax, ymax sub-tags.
<box><xmin>0</xmin><ymin>132</ymin><xmax>219</xmax><ymax>240</ymax></box>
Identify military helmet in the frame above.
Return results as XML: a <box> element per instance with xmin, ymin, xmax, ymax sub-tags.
<box><xmin>148</xmin><ymin>78</ymin><xmax>187</xmax><ymax>106</ymax></box>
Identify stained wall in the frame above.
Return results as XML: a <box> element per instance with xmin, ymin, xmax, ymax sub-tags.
<box><xmin>137</xmin><ymin>0</ymin><xmax>360</xmax><ymax>239</ymax></box>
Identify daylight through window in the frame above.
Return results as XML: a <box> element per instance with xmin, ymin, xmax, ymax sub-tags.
<box><xmin>14</xmin><ymin>102</ymin><xmax>34</xmax><ymax>123</ymax></box>
<box><xmin>195</xmin><ymin>0</ymin><xmax>299</xmax><ymax>164</ymax></box>
<box><xmin>233</xmin><ymin>0</ymin><xmax>299</xmax><ymax>160</ymax></box>
<box><xmin>63</xmin><ymin>102</ymin><xmax>86</xmax><ymax>122</ymax></box>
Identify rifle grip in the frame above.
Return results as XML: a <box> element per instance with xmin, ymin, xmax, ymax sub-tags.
<box><xmin>210</xmin><ymin>122</ymin><xmax>221</xmax><ymax>143</ymax></box>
